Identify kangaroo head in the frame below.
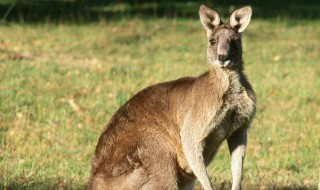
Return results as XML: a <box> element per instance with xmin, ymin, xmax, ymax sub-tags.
<box><xmin>199</xmin><ymin>5</ymin><xmax>252</xmax><ymax>70</ymax></box>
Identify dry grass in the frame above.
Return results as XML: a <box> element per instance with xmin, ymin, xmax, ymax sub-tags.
<box><xmin>0</xmin><ymin>18</ymin><xmax>319</xmax><ymax>189</ymax></box>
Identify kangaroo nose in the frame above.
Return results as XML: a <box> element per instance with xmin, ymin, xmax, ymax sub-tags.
<box><xmin>218</xmin><ymin>54</ymin><xmax>228</xmax><ymax>62</ymax></box>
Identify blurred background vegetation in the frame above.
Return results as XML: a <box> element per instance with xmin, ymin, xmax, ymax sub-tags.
<box><xmin>0</xmin><ymin>0</ymin><xmax>319</xmax><ymax>23</ymax></box>
<box><xmin>0</xmin><ymin>0</ymin><xmax>319</xmax><ymax>190</ymax></box>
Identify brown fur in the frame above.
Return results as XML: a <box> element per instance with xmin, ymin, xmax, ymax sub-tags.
<box><xmin>88</xmin><ymin>5</ymin><xmax>256</xmax><ymax>190</ymax></box>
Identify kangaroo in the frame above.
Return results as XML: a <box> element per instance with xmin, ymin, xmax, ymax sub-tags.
<box><xmin>88</xmin><ymin>4</ymin><xmax>256</xmax><ymax>190</ymax></box>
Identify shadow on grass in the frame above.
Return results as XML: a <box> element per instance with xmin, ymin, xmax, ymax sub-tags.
<box><xmin>0</xmin><ymin>0</ymin><xmax>319</xmax><ymax>23</ymax></box>
<box><xmin>240</xmin><ymin>185</ymin><xmax>315</xmax><ymax>190</ymax></box>
<box><xmin>1</xmin><ymin>179</ymin><xmax>315</xmax><ymax>190</ymax></box>
<box><xmin>1</xmin><ymin>178</ymin><xmax>86</xmax><ymax>190</ymax></box>
<box><xmin>193</xmin><ymin>181</ymin><xmax>316</xmax><ymax>190</ymax></box>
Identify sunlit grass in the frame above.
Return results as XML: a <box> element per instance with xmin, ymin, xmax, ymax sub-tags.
<box><xmin>0</xmin><ymin>18</ymin><xmax>319</xmax><ymax>189</ymax></box>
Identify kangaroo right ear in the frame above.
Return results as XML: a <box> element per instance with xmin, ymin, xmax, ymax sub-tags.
<box><xmin>199</xmin><ymin>5</ymin><xmax>220</xmax><ymax>31</ymax></box>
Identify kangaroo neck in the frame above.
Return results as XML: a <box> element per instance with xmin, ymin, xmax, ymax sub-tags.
<box><xmin>208</xmin><ymin>65</ymin><xmax>234</xmax><ymax>92</ymax></box>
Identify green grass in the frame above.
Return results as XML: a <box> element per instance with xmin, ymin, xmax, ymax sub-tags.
<box><xmin>0</xmin><ymin>18</ymin><xmax>319</xmax><ymax>189</ymax></box>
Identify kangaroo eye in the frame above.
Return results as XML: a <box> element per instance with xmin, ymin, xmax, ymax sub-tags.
<box><xmin>209</xmin><ymin>39</ymin><xmax>216</xmax><ymax>46</ymax></box>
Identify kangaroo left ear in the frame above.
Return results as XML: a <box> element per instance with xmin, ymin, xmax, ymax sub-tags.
<box><xmin>229</xmin><ymin>6</ymin><xmax>252</xmax><ymax>33</ymax></box>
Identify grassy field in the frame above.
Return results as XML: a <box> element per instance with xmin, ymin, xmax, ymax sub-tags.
<box><xmin>0</xmin><ymin>16</ymin><xmax>319</xmax><ymax>189</ymax></box>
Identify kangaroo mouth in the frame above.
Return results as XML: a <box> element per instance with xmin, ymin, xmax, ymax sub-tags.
<box><xmin>211</xmin><ymin>59</ymin><xmax>233</xmax><ymax>68</ymax></box>
<box><xmin>221</xmin><ymin>60</ymin><xmax>232</xmax><ymax>68</ymax></box>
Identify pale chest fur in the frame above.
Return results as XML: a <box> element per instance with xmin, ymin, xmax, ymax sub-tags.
<box><xmin>204</xmin><ymin>71</ymin><xmax>256</xmax><ymax>155</ymax></box>
<box><xmin>224</xmin><ymin>72</ymin><xmax>256</xmax><ymax>131</ymax></box>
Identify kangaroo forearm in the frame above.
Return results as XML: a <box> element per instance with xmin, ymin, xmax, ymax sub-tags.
<box><xmin>181</xmin><ymin>123</ymin><xmax>214</xmax><ymax>190</ymax></box>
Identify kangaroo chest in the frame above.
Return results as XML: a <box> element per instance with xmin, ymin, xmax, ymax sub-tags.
<box><xmin>203</xmin><ymin>75</ymin><xmax>256</xmax><ymax>162</ymax></box>
<box><xmin>225</xmin><ymin>87</ymin><xmax>255</xmax><ymax>129</ymax></box>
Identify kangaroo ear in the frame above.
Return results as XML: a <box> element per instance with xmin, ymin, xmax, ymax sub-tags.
<box><xmin>199</xmin><ymin>4</ymin><xmax>220</xmax><ymax>31</ymax></box>
<box><xmin>229</xmin><ymin>6</ymin><xmax>252</xmax><ymax>33</ymax></box>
